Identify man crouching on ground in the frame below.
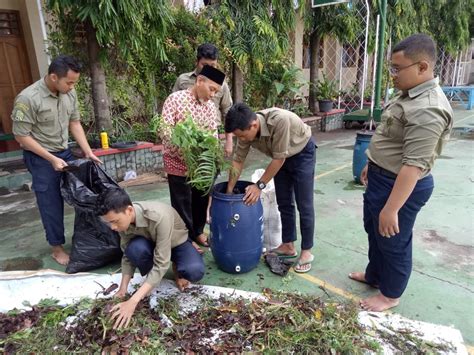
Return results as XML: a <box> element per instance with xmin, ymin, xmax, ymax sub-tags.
<box><xmin>96</xmin><ymin>188</ymin><xmax>205</xmax><ymax>329</ymax></box>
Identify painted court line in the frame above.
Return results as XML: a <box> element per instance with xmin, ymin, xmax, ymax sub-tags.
<box><xmin>293</xmin><ymin>271</ymin><xmax>360</xmax><ymax>303</ymax></box>
<box><xmin>315</xmin><ymin>163</ymin><xmax>351</xmax><ymax>180</ymax></box>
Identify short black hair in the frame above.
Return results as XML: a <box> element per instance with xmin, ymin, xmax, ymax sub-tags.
<box><xmin>224</xmin><ymin>103</ymin><xmax>257</xmax><ymax>133</ymax></box>
<box><xmin>392</xmin><ymin>33</ymin><xmax>437</xmax><ymax>63</ymax></box>
<box><xmin>48</xmin><ymin>55</ymin><xmax>82</xmax><ymax>78</ymax></box>
<box><xmin>197</xmin><ymin>43</ymin><xmax>218</xmax><ymax>61</ymax></box>
<box><xmin>96</xmin><ymin>188</ymin><xmax>132</xmax><ymax>216</ymax></box>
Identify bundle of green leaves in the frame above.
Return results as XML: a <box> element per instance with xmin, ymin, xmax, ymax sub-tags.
<box><xmin>171</xmin><ymin>115</ymin><xmax>228</xmax><ymax>194</ymax></box>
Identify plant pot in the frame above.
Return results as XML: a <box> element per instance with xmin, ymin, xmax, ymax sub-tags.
<box><xmin>318</xmin><ymin>100</ymin><xmax>333</xmax><ymax>113</ymax></box>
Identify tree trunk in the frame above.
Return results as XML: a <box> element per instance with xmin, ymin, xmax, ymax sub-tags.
<box><xmin>309</xmin><ymin>32</ymin><xmax>321</xmax><ymax>113</ymax></box>
<box><xmin>232</xmin><ymin>62</ymin><xmax>244</xmax><ymax>104</ymax></box>
<box><xmin>85</xmin><ymin>20</ymin><xmax>112</xmax><ymax>133</ymax></box>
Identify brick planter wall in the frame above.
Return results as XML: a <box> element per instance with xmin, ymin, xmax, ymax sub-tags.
<box><xmin>72</xmin><ymin>142</ymin><xmax>163</xmax><ymax>182</ymax></box>
<box><xmin>301</xmin><ymin>109</ymin><xmax>345</xmax><ymax>132</ymax></box>
<box><xmin>318</xmin><ymin>109</ymin><xmax>345</xmax><ymax>132</ymax></box>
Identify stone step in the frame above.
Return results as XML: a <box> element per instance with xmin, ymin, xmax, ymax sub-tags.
<box><xmin>0</xmin><ymin>157</ymin><xmax>31</xmax><ymax>192</ymax></box>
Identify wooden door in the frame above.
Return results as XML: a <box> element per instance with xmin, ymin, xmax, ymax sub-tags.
<box><xmin>0</xmin><ymin>10</ymin><xmax>32</xmax><ymax>135</ymax></box>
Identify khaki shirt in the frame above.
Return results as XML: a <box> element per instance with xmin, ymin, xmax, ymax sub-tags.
<box><xmin>172</xmin><ymin>70</ymin><xmax>232</xmax><ymax>124</ymax></box>
<box><xmin>367</xmin><ymin>78</ymin><xmax>453</xmax><ymax>178</ymax></box>
<box><xmin>233</xmin><ymin>108</ymin><xmax>312</xmax><ymax>163</ymax></box>
<box><xmin>119</xmin><ymin>201</ymin><xmax>188</xmax><ymax>288</ymax></box>
<box><xmin>11</xmin><ymin>78</ymin><xmax>80</xmax><ymax>152</ymax></box>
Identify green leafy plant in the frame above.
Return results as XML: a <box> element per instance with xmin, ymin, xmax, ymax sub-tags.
<box><xmin>171</xmin><ymin>115</ymin><xmax>229</xmax><ymax>194</ymax></box>
<box><xmin>245</xmin><ymin>60</ymin><xmax>311</xmax><ymax>116</ymax></box>
<box><xmin>124</xmin><ymin>114</ymin><xmax>164</xmax><ymax>143</ymax></box>
<box><xmin>269</xmin><ymin>65</ymin><xmax>307</xmax><ymax>108</ymax></box>
<box><xmin>314</xmin><ymin>74</ymin><xmax>339</xmax><ymax>101</ymax></box>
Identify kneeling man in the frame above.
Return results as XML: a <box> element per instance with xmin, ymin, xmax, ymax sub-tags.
<box><xmin>97</xmin><ymin>188</ymin><xmax>205</xmax><ymax>328</ymax></box>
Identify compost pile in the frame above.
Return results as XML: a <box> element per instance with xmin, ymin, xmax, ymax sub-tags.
<box><xmin>0</xmin><ymin>287</ymin><xmax>455</xmax><ymax>354</ymax></box>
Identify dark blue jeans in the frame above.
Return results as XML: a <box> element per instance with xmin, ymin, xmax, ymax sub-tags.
<box><xmin>23</xmin><ymin>149</ymin><xmax>73</xmax><ymax>246</ymax></box>
<box><xmin>124</xmin><ymin>237</ymin><xmax>205</xmax><ymax>282</ymax></box>
<box><xmin>274</xmin><ymin>138</ymin><xmax>316</xmax><ymax>251</ymax></box>
<box><xmin>363</xmin><ymin>166</ymin><xmax>433</xmax><ymax>298</ymax></box>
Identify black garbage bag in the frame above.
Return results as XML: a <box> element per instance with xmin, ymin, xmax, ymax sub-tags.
<box><xmin>61</xmin><ymin>159</ymin><xmax>123</xmax><ymax>273</ymax></box>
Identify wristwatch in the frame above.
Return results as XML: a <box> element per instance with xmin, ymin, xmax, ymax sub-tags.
<box><xmin>256</xmin><ymin>180</ymin><xmax>266</xmax><ymax>190</ymax></box>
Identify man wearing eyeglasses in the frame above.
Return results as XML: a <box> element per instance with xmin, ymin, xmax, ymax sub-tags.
<box><xmin>349</xmin><ymin>34</ymin><xmax>453</xmax><ymax>311</ymax></box>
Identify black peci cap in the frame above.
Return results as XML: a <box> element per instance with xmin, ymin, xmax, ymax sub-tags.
<box><xmin>199</xmin><ymin>64</ymin><xmax>225</xmax><ymax>85</ymax></box>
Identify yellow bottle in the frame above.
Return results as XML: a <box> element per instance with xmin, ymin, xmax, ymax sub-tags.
<box><xmin>100</xmin><ymin>131</ymin><xmax>109</xmax><ymax>149</ymax></box>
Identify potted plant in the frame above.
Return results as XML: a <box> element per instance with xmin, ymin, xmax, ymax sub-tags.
<box><xmin>314</xmin><ymin>74</ymin><xmax>339</xmax><ymax>113</ymax></box>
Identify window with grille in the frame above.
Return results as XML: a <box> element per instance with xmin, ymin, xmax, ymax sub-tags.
<box><xmin>0</xmin><ymin>11</ymin><xmax>21</xmax><ymax>36</ymax></box>
<box><xmin>342</xmin><ymin>43</ymin><xmax>357</xmax><ymax>68</ymax></box>
<box><xmin>303</xmin><ymin>36</ymin><xmax>324</xmax><ymax>69</ymax></box>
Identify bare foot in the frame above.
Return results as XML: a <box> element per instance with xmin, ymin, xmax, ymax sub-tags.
<box><xmin>191</xmin><ymin>241</ymin><xmax>204</xmax><ymax>255</ymax></box>
<box><xmin>175</xmin><ymin>277</ymin><xmax>190</xmax><ymax>292</ymax></box>
<box><xmin>51</xmin><ymin>245</ymin><xmax>69</xmax><ymax>265</ymax></box>
<box><xmin>268</xmin><ymin>243</ymin><xmax>296</xmax><ymax>257</ymax></box>
<box><xmin>348</xmin><ymin>272</ymin><xmax>367</xmax><ymax>282</ymax></box>
<box><xmin>195</xmin><ymin>233</ymin><xmax>209</xmax><ymax>247</ymax></box>
<box><xmin>173</xmin><ymin>263</ymin><xmax>190</xmax><ymax>292</ymax></box>
<box><xmin>348</xmin><ymin>272</ymin><xmax>379</xmax><ymax>288</ymax></box>
<box><xmin>360</xmin><ymin>293</ymin><xmax>399</xmax><ymax>311</ymax></box>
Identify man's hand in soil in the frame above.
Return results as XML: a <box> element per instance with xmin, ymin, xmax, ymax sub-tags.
<box><xmin>110</xmin><ymin>299</ymin><xmax>138</xmax><ymax>329</ymax></box>
<box><xmin>113</xmin><ymin>287</ymin><xmax>127</xmax><ymax>299</ymax></box>
<box><xmin>109</xmin><ymin>280</ymin><xmax>153</xmax><ymax>329</ymax></box>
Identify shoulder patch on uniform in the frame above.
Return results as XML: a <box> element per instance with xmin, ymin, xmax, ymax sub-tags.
<box><xmin>14</xmin><ymin>102</ymin><xmax>30</xmax><ymax>114</ymax></box>
<box><xmin>14</xmin><ymin>110</ymin><xmax>25</xmax><ymax>121</ymax></box>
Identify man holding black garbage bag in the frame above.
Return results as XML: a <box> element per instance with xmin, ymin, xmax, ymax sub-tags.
<box><xmin>11</xmin><ymin>55</ymin><xmax>101</xmax><ymax>265</ymax></box>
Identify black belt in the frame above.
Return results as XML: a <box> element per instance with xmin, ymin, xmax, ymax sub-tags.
<box><xmin>368</xmin><ymin>161</ymin><xmax>397</xmax><ymax>179</ymax></box>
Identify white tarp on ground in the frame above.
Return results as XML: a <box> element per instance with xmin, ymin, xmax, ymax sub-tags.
<box><xmin>0</xmin><ymin>270</ymin><xmax>467</xmax><ymax>354</ymax></box>
<box><xmin>0</xmin><ymin>270</ymin><xmax>262</xmax><ymax>314</ymax></box>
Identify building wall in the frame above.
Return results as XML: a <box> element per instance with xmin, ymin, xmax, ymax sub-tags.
<box><xmin>291</xmin><ymin>14</ymin><xmax>385</xmax><ymax>103</ymax></box>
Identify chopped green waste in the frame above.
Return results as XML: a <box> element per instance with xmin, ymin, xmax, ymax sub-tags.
<box><xmin>0</xmin><ymin>289</ymin><xmax>455</xmax><ymax>353</ymax></box>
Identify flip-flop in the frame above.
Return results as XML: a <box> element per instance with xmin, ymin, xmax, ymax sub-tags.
<box><xmin>294</xmin><ymin>254</ymin><xmax>314</xmax><ymax>273</ymax></box>
<box><xmin>268</xmin><ymin>249</ymin><xmax>298</xmax><ymax>259</ymax></box>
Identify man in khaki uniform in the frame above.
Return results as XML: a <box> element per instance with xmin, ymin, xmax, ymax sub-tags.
<box><xmin>173</xmin><ymin>43</ymin><xmax>234</xmax><ymax>157</ymax></box>
<box><xmin>225</xmin><ymin>103</ymin><xmax>317</xmax><ymax>273</ymax></box>
<box><xmin>97</xmin><ymin>188</ymin><xmax>204</xmax><ymax>329</ymax></box>
<box><xmin>11</xmin><ymin>55</ymin><xmax>101</xmax><ymax>265</ymax></box>
<box><xmin>349</xmin><ymin>34</ymin><xmax>453</xmax><ymax>311</ymax></box>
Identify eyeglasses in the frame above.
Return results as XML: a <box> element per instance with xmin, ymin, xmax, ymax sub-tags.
<box><xmin>388</xmin><ymin>61</ymin><xmax>420</xmax><ymax>76</ymax></box>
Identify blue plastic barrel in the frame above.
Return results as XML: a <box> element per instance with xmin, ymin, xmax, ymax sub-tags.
<box><xmin>352</xmin><ymin>131</ymin><xmax>374</xmax><ymax>183</ymax></box>
<box><xmin>210</xmin><ymin>181</ymin><xmax>264</xmax><ymax>274</ymax></box>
